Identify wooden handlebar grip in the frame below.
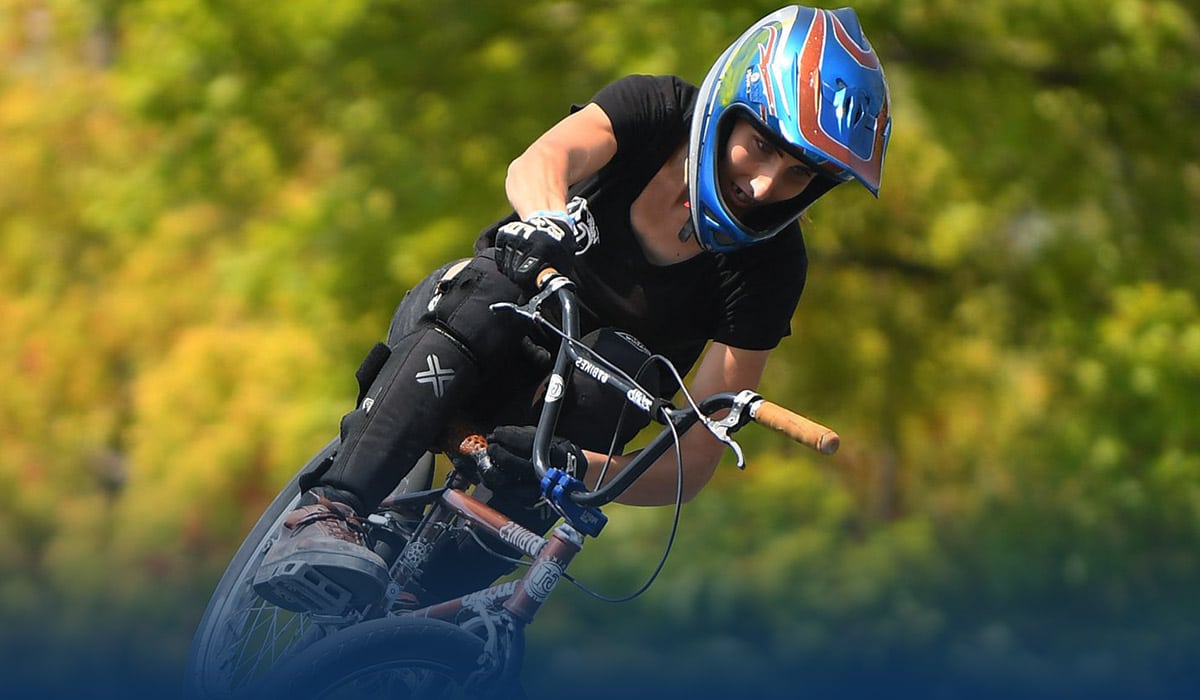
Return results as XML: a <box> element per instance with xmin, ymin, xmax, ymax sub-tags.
<box><xmin>751</xmin><ymin>401</ymin><xmax>840</xmax><ymax>455</ymax></box>
<box><xmin>536</xmin><ymin>267</ymin><xmax>560</xmax><ymax>289</ymax></box>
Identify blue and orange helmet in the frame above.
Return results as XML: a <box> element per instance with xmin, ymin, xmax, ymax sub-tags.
<box><xmin>687</xmin><ymin>5</ymin><xmax>892</xmax><ymax>252</ymax></box>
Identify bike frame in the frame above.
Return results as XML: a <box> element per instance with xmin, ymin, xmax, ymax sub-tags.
<box><xmin>407</xmin><ymin>491</ymin><xmax>583</xmax><ymax>625</ymax></box>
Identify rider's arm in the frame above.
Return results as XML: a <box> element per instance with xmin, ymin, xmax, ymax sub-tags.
<box><xmin>582</xmin><ymin>342</ymin><xmax>772</xmax><ymax>506</ymax></box>
<box><xmin>505</xmin><ymin>103</ymin><xmax>618</xmax><ymax>219</ymax></box>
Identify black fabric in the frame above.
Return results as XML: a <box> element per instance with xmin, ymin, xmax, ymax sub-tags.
<box><xmin>555</xmin><ymin>327</ymin><xmax>668</xmax><ymax>453</ymax></box>
<box><xmin>354</xmin><ymin>342</ymin><xmax>392</xmax><ymax>408</ymax></box>
<box><xmin>476</xmin><ymin>74</ymin><xmax>808</xmax><ymax>375</ymax></box>
<box><xmin>484</xmin><ymin>425</ymin><xmax>588</xmax><ymax>496</ymax></box>
<box><xmin>494</xmin><ymin>216</ymin><xmax>577</xmax><ymax>289</ymax></box>
<box><xmin>320</xmin><ymin>325</ymin><xmax>482</xmax><ymax>512</ymax></box>
<box><xmin>317</xmin><ymin>252</ymin><xmax>536</xmax><ymax>511</ymax></box>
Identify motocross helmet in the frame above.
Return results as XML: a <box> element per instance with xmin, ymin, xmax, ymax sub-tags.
<box><xmin>688</xmin><ymin>5</ymin><xmax>892</xmax><ymax>252</ymax></box>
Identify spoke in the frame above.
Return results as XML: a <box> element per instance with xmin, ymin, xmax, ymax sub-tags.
<box><xmin>213</xmin><ymin>580</ymin><xmax>320</xmax><ymax>690</ymax></box>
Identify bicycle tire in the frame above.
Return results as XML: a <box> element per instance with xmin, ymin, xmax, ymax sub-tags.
<box><xmin>185</xmin><ymin>441</ymin><xmax>437</xmax><ymax>699</ymax></box>
<box><xmin>256</xmin><ymin>616</ymin><xmax>526</xmax><ymax>700</ymax></box>
<box><xmin>184</xmin><ymin>438</ymin><xmax>340</xmax><ymax>699</ymax></box>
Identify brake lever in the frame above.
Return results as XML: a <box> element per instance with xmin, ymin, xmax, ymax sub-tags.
<box><xmin>490</xmin><ymin>273</ymin><xmax>572</xmax><ymax>324</ymax></box>
<box><xmin>692</xmin><ymin>389</ymin><xmax>760</xmax><ymax>470</ymax></box>
<box><xmin>660</xmin><ymin>406</ymin><xmax>748</xmax><ymax>468</ymax></box>
<box><xmin>490</xmin><ymin>301</ymin><xmax>536</xmax><ymax>324</ymax></box>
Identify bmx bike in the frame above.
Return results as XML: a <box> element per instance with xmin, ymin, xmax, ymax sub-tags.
<box><xmin>184</xmin><ymin>267</ymin><xmax>839</xmax><ymax>699</ymax></box>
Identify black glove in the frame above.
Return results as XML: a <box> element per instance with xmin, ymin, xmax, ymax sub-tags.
<box><xmin>484</xmin><ymin>426</ymin><xmax>588</xmax><ymax>494</ymax></box>
<box><xmin>494</xmin><ymin>212</ymin><xmax>576</xmax><ymax>289</ymax></box>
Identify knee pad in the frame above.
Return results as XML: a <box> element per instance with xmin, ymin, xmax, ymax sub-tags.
<box><xmin>556</xmin><ymin>328</ymin><xmax>671</xmax><ymax>453</ymax></box>
<box><xmin>422</xmin><ymin>252</ymin><xmax>529</xmax><ymax>362</ymax></box>
<box><xmin>319</xmin><ymin>324</ymin><xmax>482</xmax><ymax>511</ymax></box>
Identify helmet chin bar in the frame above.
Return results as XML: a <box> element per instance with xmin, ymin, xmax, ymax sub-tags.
<box><xmin>697</xmin><ymin>167</ymin><xmax>839</xmax><ymax>253</ymax></box>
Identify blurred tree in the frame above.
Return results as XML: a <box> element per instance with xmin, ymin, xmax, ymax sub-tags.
<box><xmin>1</xmin><ymin>0</ymin><xmax>1198</xmax><ymax>696</ymax></box>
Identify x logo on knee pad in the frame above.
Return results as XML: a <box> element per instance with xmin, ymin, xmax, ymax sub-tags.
<box><xmin>415</xmin><ymin>354</ymin><xmax>455</xmax><ymax>398</ymax></box>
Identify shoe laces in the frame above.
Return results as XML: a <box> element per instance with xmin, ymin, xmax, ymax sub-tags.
<box><xmin>285</xmin><ymin>496</ymin><xmax>370</xmax><ymax>535</ymax></box>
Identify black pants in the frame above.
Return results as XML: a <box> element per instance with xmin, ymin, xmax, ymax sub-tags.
<box><xmin>311</xmin><ymin>251</ymin><xmax>546</xmax><ymax>506</ymax></box>
<box><xmin>306</xmin><ymin>250</ymin><xmax>662</xmax><ymax>604</ymax></box>
<box><xmin>299</xmin><ymin>251</ymin><xmax>563</xmax><ymax>602</ymax></box>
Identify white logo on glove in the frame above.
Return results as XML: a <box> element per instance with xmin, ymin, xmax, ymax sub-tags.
<box><xmin>567</xmin><ymin>196</ymin><xmax>599</xmax><ymax>254</ymax></box>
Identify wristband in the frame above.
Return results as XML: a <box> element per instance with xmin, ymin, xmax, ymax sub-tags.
<box><xmin>526</xmin><ymin>210</ymin><xmax>575</xmax><ymax>227</ymax></box>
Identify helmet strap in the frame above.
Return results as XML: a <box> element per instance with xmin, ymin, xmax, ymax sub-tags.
<box><xmin>678</xmin><ymin>218</ymin><xmax>695</xmax><ymax>243</ymax></box>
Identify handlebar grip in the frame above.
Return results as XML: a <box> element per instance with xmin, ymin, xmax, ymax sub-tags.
<box><xmin>436</xmin><ymin>423</ymin><xmax>493</xmax><ymax>470</ymax></box>
<box><xmin>454</xmin><ymin>433</ymin><xmax>488</xmax><ymax>458</ymax></box>
<box><xmin>536</xmin><ymin>267</ymin><xmax>560</xmax><ymax>289</ymax></box>
<box><xmin>750</xmin><ymin>401</ymin><xmax>840</xmax><ymax>455</ymax></box>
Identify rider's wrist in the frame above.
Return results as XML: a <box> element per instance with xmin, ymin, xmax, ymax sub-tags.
<box><xmin>526</xmin><ymin>210</ymin><xmax>574</xmax><ymax>230</ymax></box>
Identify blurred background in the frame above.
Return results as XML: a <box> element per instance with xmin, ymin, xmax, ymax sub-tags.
<box><xmin>2</xmin><ymin>0</ymin><xmax>1198</xmax><ymax>697</ymax></box>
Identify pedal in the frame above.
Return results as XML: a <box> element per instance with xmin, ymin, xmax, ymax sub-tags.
<box><xmin>253</xmin><ymin>552</ymin><xmax>387</xmax><ymax>616</ymax></box>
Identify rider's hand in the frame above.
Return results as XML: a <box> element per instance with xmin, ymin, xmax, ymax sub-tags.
<box><xmin>494</xmin><ymin>211</ymin><xmax>576</xmax><ymax>289</ymax></box>
<box><xmin>484</xmin><ymin>425</ymin><xmax>588</xmax><ymax>493</ymax></box>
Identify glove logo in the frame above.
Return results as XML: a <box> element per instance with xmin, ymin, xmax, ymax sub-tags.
<box><xmin>415</xmin><ymin>354</ymin><xmax>455</xmax><ymax>398</ymax></box>
<box><xmin>567</xmin><ymin>196</ymin><xmax>599</xmax><ymax>254</ymax></box>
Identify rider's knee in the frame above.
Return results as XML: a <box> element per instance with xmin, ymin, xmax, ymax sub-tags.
<box><xmin>421</xmin><ymin>250</ymin><xmax>528</xmax><ymax>362</ymax></box>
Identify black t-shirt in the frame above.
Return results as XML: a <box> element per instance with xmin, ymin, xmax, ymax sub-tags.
<box><xmin>477</xmin><ymin>74</ymin><xmax>808</xmax><ymax>375</ymax></box>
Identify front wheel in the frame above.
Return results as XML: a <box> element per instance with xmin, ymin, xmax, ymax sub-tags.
<box><xmin>184</xmin><ymin>439</ymin><xmax>435</xmax><ymax>698</ymax></box>
<box><xmin>257</xmin><ymin>616</ymin><xmax>525</xmax><ymax>700</ymax></box>
<box><xmin>184</xmin><ymin>438</ymin><xmax>342</xmax><ymax>699</ymax></box>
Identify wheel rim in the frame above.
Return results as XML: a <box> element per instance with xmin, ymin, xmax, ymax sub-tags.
<box><xmin>210</xmin><ymin>591</ymin><xmax>328</xmax><ymax>691</ymax></box>
<box><xmin>193</xmin><ymin>499</ymin><xmax>344</xmax><ymax>695</ymax></box>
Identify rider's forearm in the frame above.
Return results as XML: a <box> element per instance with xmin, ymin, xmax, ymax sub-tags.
<box><xmin>505</xmin><ymin>142</ymin><xmax>572</xmax><ymax>219</ymax></box>
<box><xmin>582</xmin><ymin>428</ymin><xmax>725</xmax><ymax>507</ymax></box>
<box><xmin>504</xmin><ymin>103</ymin><xmax>617</xmax><ymax>220</ymax></box>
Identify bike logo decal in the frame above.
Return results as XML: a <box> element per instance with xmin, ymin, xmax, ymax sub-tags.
<box><xmin>545</xmin><ymin>374</ymin><xmax>565</xmax><ymax>403</ymax></box>
<box><xmin>499</xmin><ymin>521</ymin><xmax>546</xmax><ymax>558</ymax></box>
<box><xmin>415</xmin><ymin>354</ymin><xmax>454</xmax><ymax>397</ymax></box>
<box><xmin>462</xmin><ymin>580</ymin><xmax>520</xmax><ymax>611</ymax></box>
<box><xmin>524</xmin><ymin>558</ymin><xmax>565</xmax><ymax>602</ymax></box>
<box><xmin>574</xmin><ymin>356</ymin><xmax>611</xmax><ymax>385</ymax></box>
<box><xmin>626</xmin><ymin>388</ymin><xmax>654</xmax><ymax>413</ymax></box>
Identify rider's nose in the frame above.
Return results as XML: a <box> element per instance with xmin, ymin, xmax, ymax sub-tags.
<box><xmin>749</xmin><ymin>171</ymin><xmax>779</xmax><ymax>202</ymax></box>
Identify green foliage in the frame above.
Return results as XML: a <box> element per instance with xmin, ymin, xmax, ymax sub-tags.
<box><xmin>2</xmin><ymin>0</ymin><xmax>1198</xmax><ymax>695</ymax></box>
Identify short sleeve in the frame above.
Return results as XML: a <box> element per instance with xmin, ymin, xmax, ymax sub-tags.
<box><xmin>581</xmin><ymin>75</ymin><xmax>693</xmax><ymax>160</ymax></box>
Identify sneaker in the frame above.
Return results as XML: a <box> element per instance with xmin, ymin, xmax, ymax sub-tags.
<box><xmin>253</xmin><ymin>496</ymin><xmax>391</xmax><ymax>615</ymax></box>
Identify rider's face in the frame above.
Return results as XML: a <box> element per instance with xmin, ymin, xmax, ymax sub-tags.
<box><xmin>719</xmin><ymin>118</ymin><xmax>817</xmax><ymax>217</ymax></box>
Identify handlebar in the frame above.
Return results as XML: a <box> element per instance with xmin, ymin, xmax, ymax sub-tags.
<box><xmin>451</xmin><ymin>265</ymin><xmax>840</xmax><ymax>512</ymax></box>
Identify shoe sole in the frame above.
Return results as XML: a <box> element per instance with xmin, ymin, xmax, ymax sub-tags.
<box><xmin>253</xmin><ymin>550</ymin><xmax>390</xmax><ymax>616</ymax></box>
